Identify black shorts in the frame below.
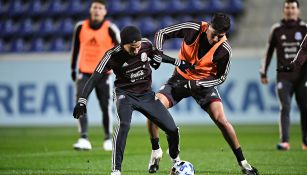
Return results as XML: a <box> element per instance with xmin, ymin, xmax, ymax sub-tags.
<box><xmin>158</xmin><ymin>71</ymin><xmax>221</xmax><ymax>109</ymax></box>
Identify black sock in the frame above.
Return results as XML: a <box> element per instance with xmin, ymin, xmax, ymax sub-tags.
<box><xmin>151</xmin><ymin>138</ymin><xmax>160</xmax><ymax>150</ymax></box>
<box><xmin>232</xmin><ymin>147</ymin><xmax>245</xmax><ymax>163</ymax></box>
<box><xmin>81</xmin><ymin>134</ymin><xmax>88</xmax><ymax>139</ymax></box>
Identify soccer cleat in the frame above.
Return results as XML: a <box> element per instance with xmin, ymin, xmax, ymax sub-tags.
<box><xmin>302</xmin><ymin>144</ymin><xmax>307</xmax><ymax>150</ymax></box>
<box><xmin>171</xmin><ymin>155</ymin><xmax>181</xmax><ymax>165</ymax></box>
<box><xmin>276</xmin><ymin>142</ymin><xmax>290</xmax><ymax>150</ymax></box>
<box><xmin>73</xmin><ymin>138</ymin><xmax>92</xmax><ymax>150</ymax></box>
<box><xmin>240</xmin><ymin>160</ymin><xmax>259</xmax><ymax>175</ymax></box>
<box><xmin>103</xmin><ymin>139</ymin><xmax>112</xmax><ymax>151</ymax></box>
<box><xmin>111</xmin><ymin>170</ymin><xmax>121</xmax><ymax>175</ymax></box>
<box><xmin>148</xmin><ymin>148</ymin><xmax>163</xmax><ymax>173</ymax></box>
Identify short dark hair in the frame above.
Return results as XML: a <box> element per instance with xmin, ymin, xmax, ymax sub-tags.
<box><xmin>210</xmin><ymin>13</ymin><xmax>231</xmax><ymax>33</ymax></box>
<box><xmin>284</xmin><ymin>0</ymin><xmax>300</xmax><ymax>8</ymax></box>
<box><xmin>91</xmin><ymin>0</ymin><xmax>107</xmax><ymax>6</ymax></box>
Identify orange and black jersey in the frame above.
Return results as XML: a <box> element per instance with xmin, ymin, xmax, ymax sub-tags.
<box><xmin>70</xmin><ymin>19</ymin><xmax>120</xmax><ymax>74</ymax></box>
<box><xmin>260</xmin><ymin>19</ymin><xmax>307</xmax><ymax>81</ymax></box>
<box><xmin>79</xmin><ymin>38</ymin><xmax>180</xmax><ymax>99</ymax></box>
<box><xmin>155</xmin><ymin>21</ymin><xmax>231</xmax><ymax>87</ymax></box>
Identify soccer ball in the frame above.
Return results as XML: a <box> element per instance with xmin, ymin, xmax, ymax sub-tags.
<box><xmin>170</xmin><ymin>160</ymin><xmax>195</xmax><ymax>175</ymax></box>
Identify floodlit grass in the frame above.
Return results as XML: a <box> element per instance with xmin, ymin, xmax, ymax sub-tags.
<box><xmin>1</xmin><ymin>124</ymin><xmax>306</xmax><ymax>175</ymax></box>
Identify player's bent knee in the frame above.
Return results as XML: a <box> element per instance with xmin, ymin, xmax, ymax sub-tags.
<box><xmin>156</xmin><ymin>93</ymin><xmax>171</xmax><ymax>108</ymax></box>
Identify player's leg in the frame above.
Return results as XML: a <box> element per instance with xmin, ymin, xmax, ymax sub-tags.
<box><xmin>96</xmin><ymin>73</ymin><xmax>113</xmax><ymax>151</ymax></box>
<box><xmin>294</xmin><ymin>74</ymin><xmax>307</xmax><ymax>150</ymax></box>
<box><xmin>147</xmin><ymin>83</ymin><xmax>184</xmax><ymax>173</ymax></box>
<box><xmin>111</xmin><ymin>90</ymin><xmax>133</xmax><ymax>173</ymax></box>
<box><xmin>276</xmin><ymin>80</ymin><xmax>294</xmax><ymax>150</ymax></box>
<box><xmin>194</xmin><ymin>87</ymin><xmax>258</xmax><ymax>175</ymax></box>
<box><xmin>139</xmin><ymin>92</ymin><xmax>180</xmax><ymax>173</ymax></box>
<box><xmin>73</xmin><ymin>73</ymin><xmax>92</xmax><ymax>150</ymax></box>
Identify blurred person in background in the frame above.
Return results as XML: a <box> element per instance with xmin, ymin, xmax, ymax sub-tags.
<box><xmin>260</xmin><ymin>0</ymin><xmax>307</xmax><ymax>151</ymax></box>
<box><xmin>70</xmin><ymin>0</ymin><xmax>120</xmax><ymax>151</ymax></box>
<box><xmin>72</xmin><ymin>25</ymin><xmax>193</xmax><ymax>175</ymax></box>
<box><xmin>287</xmin><ymin>33</ymin><xmax>307</xmax><ymax>150</ymax></box>
<box><xmin>147</xmin><ymin>13</ymin><xmax>259</xmax><ymax>175</ymax></box>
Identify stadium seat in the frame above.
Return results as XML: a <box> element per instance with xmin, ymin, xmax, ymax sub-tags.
<box><xmin>30</xmin><ymin>38</ymin><xmax>46</xmax><ymax>52</ymax></box>
<box><xmin>160</xmin><ymin>16</ymin><xmax>177</xmax><ymax>29</ymax></box>
<box><xmin>138</xmin><ymin>17</ymin><xmax>158</xmax><ymax>36</ymax></box>
<box><xmin>107</xmin><ymin>0</ymin><xmax>128</xmax><ymax>15</ymax></box>
<box><xmin>28</xmin><ymin>0</ymin><xmax>48</xmax><ymax>16</ymax></box>
<box><xmin>0</xmin><ymin>0</ymin><xmax>10</xmax><ymax>16</ymax></box>
<box><xmin>219</xmin><ymin>0</ymin><xmax>244</xmax><ymax>14</ymax></box>
<box><xmin>48</xmin><ymin>0</ymin><xmax>68</xmax><ymax>15</ymax></box>
<box><xmin>0</xmin><ymin>39</ymin><xmax>6</xmax><ymax>53</ymax></box>
<box><xmin>57</xmin><ymin>18</ymin><xmax>74</xmax><ymax>36</ymax></box>
<box><xmin>39</xmin><ymin>18</ymin><xmax>56</xmax><ymax>36</ymax></box>
<box><xmin>50</xmin><ymin>37</ymin><xmax>67</xmax><ymax>51</ymax></box>
<box><xmin>11</xmin><ymin>38</ymin><xmax>28</xmax><ymax>52</ymax></box>
<box><xmin>167</xmin><ymin>0</ymin><xmax>189</xmax><ymax>14</ymax></box>
<box><xmin>67</xmin><ymin>0</ymin><xmax>86</xmax><ymax>15</ymax></box>
<box><xmin>2</xmin><ymin>19</ymin><xmax>18</xmax><ymax>36</ymax></box>
<box><xmin>126</xmin><ymin>0</ymin><xmax>148</xmax><ymax>14</ymax></box>
<box><xmin>145</xmin><ymin>0</ymin><xmax>168</xmax><ymax>14</ymax></box>
<box><xmin>9</xmin><ymin>0</ymin><xmax>29</xmax><ymax>16</ymax></box>
<box><xmin>188</xmin><ymin>0</ymin><xmax>219</xmax><ymax>13</ymax></box>
<box><xmin>20</xmin><ymin>18</ymin><xmax>37</xmax><ymax>36</ymax></box>
<box><xmin>116</xmin><ymin>17</ymin><xmax>134</xmax><ymax>30</ymax></box>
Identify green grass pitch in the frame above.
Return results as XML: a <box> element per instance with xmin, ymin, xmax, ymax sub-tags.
<box><xmin>1</xmin><ymin>124</ymin><xmax>307</xmax><ymax>175</ymax></box>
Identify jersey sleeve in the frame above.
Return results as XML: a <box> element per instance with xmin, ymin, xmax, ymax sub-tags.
<box><xmin>291</xmin><ymin>33</ymin><xmax>307</xmax><ymax>66</ymax></box>
<box><xmin>70</xmin><ymin>21</ymin><xmax>83</xmax><ymax>71</ymax></box>
<box><xmin>259</xmin><ymin>23</ymin><xmax>279</xmax><ymax>77</ymax></box>
<box><xmin>108</xmin><ymin>22</ymin><xmax>121</xmax><ymax>45</ymax></box>
<box><xmin>154</xmin><ymin>21</ymin><xmax>201</xmax><ymax>52</ymax></box>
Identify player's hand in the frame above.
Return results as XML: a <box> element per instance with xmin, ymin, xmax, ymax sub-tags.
<box><xmin>71</xmin><ymin>70</ymin><xmax>76</xmax><ymax>82</ymax></box>
<box><xmin>73</xmin><ymin>100</ymin><xmax>87</xmax><ymax>119</ymax></box>
<box><xmin>178</xmin><ymin>60</ymin><xmax>195</xmax><ymax>73</ymax></box>
<box><xmin>276</xmin><ymin>64</ymin><xmax>294</xmax><ymax>72</ymax></box>
<box><xmin>260</xmin><ymin>77</ymin><xmax>269</xmax><ymax>84</ymax></box>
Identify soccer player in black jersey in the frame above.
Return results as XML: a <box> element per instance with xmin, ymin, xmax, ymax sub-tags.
<box><xmin>73</xmin><ymin>26</ymin><xmax>191</xmax><ymax>175</ymax></box>
<box><xmin>260</xmin><ymin>0</ymin><xmax>307</xmax><ymax>151</ymax></box>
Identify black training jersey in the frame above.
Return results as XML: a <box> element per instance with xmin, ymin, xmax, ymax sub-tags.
<box><xmin>260</xmin><ymin>19</ymin><xmax>307</xmax><ymax>81</ymax></box>
<box><xmin>80</xmin><ymin>38</ymin><xmax>163</xmax><ymax>98</ymax></box>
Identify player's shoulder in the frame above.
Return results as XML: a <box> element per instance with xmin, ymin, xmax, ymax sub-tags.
<box><xmin>271</xmin><ymin>22</ymin><xmax>282</xmax><ymax>32</ymax></box>
<box><xmin>299</xmin><ymin>20</ymin><xmax>307</xmax><ymax>28</ymax></box>
<box><xmin>141</xmin><ymin>38</ymin><xmax>153</xmax><ymax>47</ymax></box>
<box><xmin>107</xmin><ymin>45</ymin><xmax>122</xmax><ymax>56</ymax></box>
<box><xmin>218</xmin><ymin>40</ymin><xmax>232</xmax><ymax>57</ymax></box>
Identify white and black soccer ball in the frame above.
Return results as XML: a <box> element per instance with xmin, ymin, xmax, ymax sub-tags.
<box><xmin>170</xmin><ymin>160</ymin><xmax>195</xmax><ymax>175</ymax></box>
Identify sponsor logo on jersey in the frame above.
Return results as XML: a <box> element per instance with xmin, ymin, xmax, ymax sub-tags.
<box><xmin>88</xmin><ymin>37</ymin><xmax>98</xmax><ymax>46</ymax></box>
<box><xmin>141</xmin><ymin>52</ymin><xmax>148</xmax><ymax>62</ymax></box>
<box><xmin>295</xmin><ymin>31</ymin><xmax>302</xmax><ymax>41</ymax></box>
